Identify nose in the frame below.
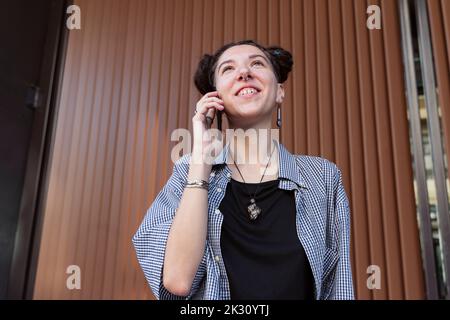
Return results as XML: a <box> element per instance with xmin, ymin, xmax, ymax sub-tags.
<box><xmin>237</xmin><ymin>68</ymin><xmax>252</xmax><ymax>81</ymax></box>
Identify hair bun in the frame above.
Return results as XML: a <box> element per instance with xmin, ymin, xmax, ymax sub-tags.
<box><xmin>194</xmin><ymin>54</ymin><xmax>216</xmax><ymax>95</ymax></box>
<box><xmin>266</xmin><ymin>46</ymin><xmax>293</xmax><ymax>83</ymax></box>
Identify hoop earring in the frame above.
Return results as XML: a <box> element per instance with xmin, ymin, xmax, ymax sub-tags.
<box><xmin>276</xmin><ymin>104</ymin><xmax>281</xmax><ymax>128</ymax></box>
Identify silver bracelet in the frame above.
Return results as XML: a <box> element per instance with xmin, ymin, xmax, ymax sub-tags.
<box><xmin>185</xmin><ymin>179</ymin><xmax>209</xmax><ymax>190</ymax></box>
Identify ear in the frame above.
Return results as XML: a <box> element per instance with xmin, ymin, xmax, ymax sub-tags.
<box><xmin>276</xmin><ymin>83</ymin><xmax>285</xmax><ymax>104</ymax></box>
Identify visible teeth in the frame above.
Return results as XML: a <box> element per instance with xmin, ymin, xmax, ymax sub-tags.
<box><xmin>238</xmin><ymin>88</ymin><xmax>258</xmax><ymax>96</ymax></box>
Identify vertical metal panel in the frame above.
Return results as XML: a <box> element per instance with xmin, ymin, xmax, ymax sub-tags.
<box><xmin>340</xmin><ymin>0</ymin><xmax>370</xmax><ymax>299</ymax></box>
<box><xmin>417</xmin><ymin>0</ymin><xmax>450</xmax><ymax>298</ymax></box>
<box><xmin>368</xmin><ymin>0</ymin><xmax>404</xmax><ymax>299</ymax></box>
<box><xmin>316</xmin><ymin>0</ymin><xmax>334</xmax><ymax>160</ymax></box>
<box><xmin>428</xmin><ymin>0</ymin><xmax>450</xmax><ymax>204</ymax></box>
<box><xmin>355</xmin><ymin>0</ymin><xmax>388</xmax><ymax>299</ymax></box>
<box><xmin>33</xmin><ymin>0</ymin><xmax>426</xmax><ymax>299</ymax></box>
<box><xmin>291</xmin><ymin>0</ymin><xmax>307</xmax><ymax>153</ymax></box>
<box><xmin>280</xmin><ymin>0</ymin><xmax>293</xmax><ymax>146</ymax></box>
<box><xmin>329</xmin><ymin>0</ymin><xmax>354</xmax><ymax>296</ymax></box>
<box><xmin>397</xmin><ymin>0</ymin><xmax>438</xmax><ymax>300</ymax></box>
<box><xmin>304</xmin><ymin>0</ymin><xmax>320</xmax><ymax>155</ymax></box>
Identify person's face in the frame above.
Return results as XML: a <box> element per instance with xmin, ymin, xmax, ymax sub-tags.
<box><xmin>213</xmin><ymin>45</ymin><xmax>285</xmax><ymax>127</ymax></box>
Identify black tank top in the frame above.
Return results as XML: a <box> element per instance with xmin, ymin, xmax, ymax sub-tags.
<box><xmin>219</xmin><ymin>178</ymin><xmax>315</xmax><ymax>300</ymax></box>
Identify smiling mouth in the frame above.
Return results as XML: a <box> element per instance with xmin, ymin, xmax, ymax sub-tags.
<box><xmin>236</xmin><ymin>87</ymin><xmax>261</xmax><ymax>98</ymax></box>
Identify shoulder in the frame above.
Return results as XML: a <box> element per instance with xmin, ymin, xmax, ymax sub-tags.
<box><xmin>294</xmin><ymin>155</ymin><xmax>341</xmax><ymax>178</ymax></box>
<box><xmin>292</xmin><ymin>155</ymin><xmax>344</xmax><ymax>196</ymax></box>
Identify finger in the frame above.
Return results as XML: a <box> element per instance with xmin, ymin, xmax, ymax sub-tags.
<box><xmin>203</xmin><ymin>91</ymin><xmax>220</xmax><ymax>98</ymax></box>
<box><xmin>192</xmin><ymin>104</ymin><xmax>222</xmax><ymax>127</ymax></box>
<box><xmin>203</xmin><ymin>97</ymin><xmax>224</xmax><ymax>105</ymax></box>
<box><xmin>194</xmin><ymin>101</ymin><xmax>221</xmax><ymax>115</ymax></box>
<box><xmin>196</xmin><ymin>102</ymin><xmax>224</xmax><ymax>116</ymax></box>
<box><xmin>196</xmin><ymin>95</ymin><xmax>221</xmax><ymax>111</ymax></box>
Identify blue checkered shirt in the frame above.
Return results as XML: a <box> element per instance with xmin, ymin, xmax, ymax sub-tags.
<box><xmin>133</xmin><ymin>141</ymin><xmax>354</xmax><ymax>300</ymax></box>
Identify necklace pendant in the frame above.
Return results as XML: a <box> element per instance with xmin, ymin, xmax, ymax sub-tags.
<box><xmin>247</xmin><ymin>200</ymin><xmax>261</xmax><ymax>220</ymax></box>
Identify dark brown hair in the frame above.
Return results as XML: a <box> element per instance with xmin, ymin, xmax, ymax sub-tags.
<box><xmin>194</xmin><ymin>40</ymin><xmax>293</xmax><ymax>95</ymax></box>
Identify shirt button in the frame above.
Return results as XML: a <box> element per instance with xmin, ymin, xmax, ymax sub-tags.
<box><xmin>215</xmin><ymin>209</ymin><xmax>221</xmax><ymax>214</ymax></box>
<box><xmin>216</xmin><ymin>187</ymin><xmax>222</xmax><ymax>193</ymax></box>
<box><xmin>210</xmin><ymin>172</ymin><xmax>215</xmax><ymax>177</ymax></box>
<box><xmin>215</xmin><ymin>255</ymin><xmax>220</xmax><ymax>262</ymax></box>
<box><xmin>226</xmin><ymin>172</ymin><xmax>231</xmax><ymax>178</ymax></box>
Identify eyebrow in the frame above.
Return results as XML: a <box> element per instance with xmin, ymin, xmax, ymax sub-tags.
<box><xmin>217</xmin><ymin>54</ymin><xmax>270</xmax><ymax>73</ymax></box>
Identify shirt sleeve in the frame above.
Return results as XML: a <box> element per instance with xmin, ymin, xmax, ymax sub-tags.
<box><xmin>327</xmin><ymin>165</ymin><xmax>355</xmax><ymax>300</ymax></box>
<box><xmin>132</xmin><ymin>156</ymin><xmax>207</xmax><ymax>300</ymax></box>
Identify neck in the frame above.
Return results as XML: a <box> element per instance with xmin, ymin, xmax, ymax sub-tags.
<box><xmin>228</xmin><ymin>115</ymin><xmax>272</xmax><ymax>131</ymax></box>
<box><xmin>227</xmin><ymin>129</ymin><xmax>279</xmax><ymax>168</ymax></box>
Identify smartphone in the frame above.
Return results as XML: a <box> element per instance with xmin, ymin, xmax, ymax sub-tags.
<box><xmin>213</xmin><ymin>87</ymin><xmax>223</xmax><ymax>131</ymax></box>
<box><xmin>216</xmin><ymin>110</ymin><xmax>222</xmax><ymax>131</ymax></box>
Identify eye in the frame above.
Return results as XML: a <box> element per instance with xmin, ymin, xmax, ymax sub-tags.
<box><xmin>252</xmin><ymin>60</ymin><xmax>264</xmax><ymax>67</ymax></box>
<box><xmin>222</xmin><ymin>66</ymin><xmax>233</xmax><ymax>73</ymax></box>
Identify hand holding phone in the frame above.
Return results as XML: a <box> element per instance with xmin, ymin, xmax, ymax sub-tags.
<box><xmin>192</xmin><ymin>91</ymin><xmax>225</xmax><ymax>157</ymax></box>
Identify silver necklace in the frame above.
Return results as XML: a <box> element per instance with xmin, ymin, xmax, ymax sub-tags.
<box><xmin>229</xmin><ymin>145</ymin><xmax>276</xmax><ymax>220</ymax></box>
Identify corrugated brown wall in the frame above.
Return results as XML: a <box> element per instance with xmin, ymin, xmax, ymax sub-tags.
<box><xmin>428</xmin><ymin>0</ymin><xmax>450</xmax><ymax>184</ymax></box>
<box><xmin>33</xmin><ymin>0</ymin><xmax>426</xmax><ymax>299</ymax></box>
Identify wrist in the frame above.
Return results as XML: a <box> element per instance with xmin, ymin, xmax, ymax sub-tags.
<box><xmin>188</xmin><ymin>157</ymin><xmax>212</xmax><ymax>181</ymax></box>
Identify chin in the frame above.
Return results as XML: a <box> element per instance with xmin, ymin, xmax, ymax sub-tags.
<box><xmin>233</xmin><ymin>102</ymin><xmax>263</xmax><ymax>115</ymax></box>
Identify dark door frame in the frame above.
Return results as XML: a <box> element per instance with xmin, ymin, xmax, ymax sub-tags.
<box><xmin>7</xmin><ymin>0</ymin><xmax>71</xmax><ymax>299</ymax></box>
